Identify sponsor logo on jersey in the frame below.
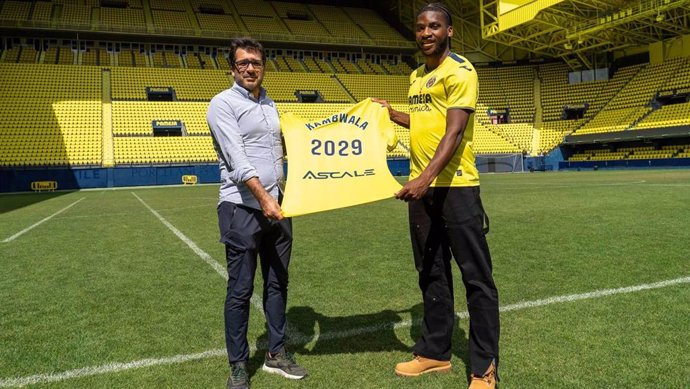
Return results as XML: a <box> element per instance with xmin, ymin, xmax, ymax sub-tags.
<box><xmin>305</xmin><ymin>113</ymin><xmax>368</xmax><ymax>131</ymax></box>
<box><xmin>302</xmin><ymin>169</ymin><xmax>375</xmax><ymax>180</ymax></box>
<box><xmin>409</xmin><ymin>93</ymin><xmax>432</xmax><ymax>105</ymax></box>
<box><xmin>408</xmin><ymin>93</ymin><xmax>433</xmax><ymax>113</ymax></box>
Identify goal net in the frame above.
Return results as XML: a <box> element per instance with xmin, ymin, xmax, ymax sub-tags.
<box><xmin>475</xmin><ymin>153</ymin><xmax>525</xmax><ymax>173</ymax></box>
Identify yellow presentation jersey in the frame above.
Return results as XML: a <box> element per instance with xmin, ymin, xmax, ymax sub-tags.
<box><xmin>408</xmin><ymin>53</ymin><xmax>480</xmax><ymax>187</ymax></box>
<box><xmin>280</xmin><ymin>98</ymin><xmax>402</xmax><ymax>217</ymax></box>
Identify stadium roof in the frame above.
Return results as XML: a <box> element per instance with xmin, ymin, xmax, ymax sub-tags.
<box><xmin>393</xmin><ymin>0</ymin><xmax>690</xmax><ymax>68</ymax></box>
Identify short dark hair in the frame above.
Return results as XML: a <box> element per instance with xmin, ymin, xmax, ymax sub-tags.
<box><xmin>416</xmin><ymin>2</ymin><xmax>453</xmax><ymax>26</ymax></box>
<box><xmin>229</xmin><ymin>38</ymin><xmax>265</xmax><ymax>68</ymax></box>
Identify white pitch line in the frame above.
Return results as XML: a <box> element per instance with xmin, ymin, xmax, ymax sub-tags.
<box><xmin>493</xmin><ymin>275</ymin><xmax>690</xmax><ymax>315</ymax></box>
<box><xmin>0</xmin><ymin>349</ymin><xmax>228</xmax><ymax>388</ymax></box>
<box><xmin>131</xmin><ymin>192</ymin><xmax>265</xmax><ymax>314</ymax></box>
<box><xmin>2</xmin><ymin>198</ymin><xmax>85</xmax><ymax>243</ymax></box>
<box><xmin>2</xmin><ymin>275</ymin><xmax>688</xmax><ymax>388</ymax></box>
<box><xmin>132</xmin><ymin>192</ymin><xmax>227</xmax><ymax>280</ymax></box>
<box><xmin>493</xmin><ymin>180</ymin><xmax>648</xmax><ymax>189</ymax></box>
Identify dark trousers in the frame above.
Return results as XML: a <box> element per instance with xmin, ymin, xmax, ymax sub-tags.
<box><xmin>217</xmin><ymin>201</ymin><xmax>292</xmax><ymax>364</ymax></box>
<box><xmin>409</xmin><ymin>186</ymin><xmax>500</xmax><ymax>377</ymax></box>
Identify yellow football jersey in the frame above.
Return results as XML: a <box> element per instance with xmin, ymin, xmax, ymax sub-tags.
<box><xmin>280</xmin><ymin>99</ymin><xmax>402</xmax><ymax>217</ymax></box>
<box><xmin>408</xmin><ymin>53</ymin><xmax>480</xmax><ymax>187</ymax></box>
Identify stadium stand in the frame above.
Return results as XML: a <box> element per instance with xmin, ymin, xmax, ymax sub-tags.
<box><xmin>190</xmin><ymin>0</ymin><xmax>232</xmax><ymax>14</ymax></box>
<box><xmin>81</xmin><ymin>48</ymin><xmax>100</xmax><ymax>66</ymax></box>
<box><xmin>0</xmin><ymin>46</ymin><xmax>20</xmax><ymax>62</ymax></box>
<box><xmin>0</xmin><ymin>1</ymin><xmax>31</xmax><ymax>22</ymax></box>
<box><xmin>4</xmin><ymin>0</ymin><xmax>690</xmax><ymax>171</ymax></box>
<box><xmin>476</xmin><ymin>65</ymin><xmax>535</xmax><ymax>124</ymax></box>
<box><xmin>18</xmin><ymin>46</ymin><xmax>38</xmax><ymax>63</ymax></box>
<box><xmin>308</xmin><ymin>4</ymin><xmax>369</xmax><ymax>39</ymax></box>
<box><xmin>149</xmin><ymin>0</ymin><xmax>186</xmax><ymax>12</ymax></box>
<box><xmin>282</xmin><ymin>55</ymin><xmax>306</xmax><ymax>72</ymax></box>
<box><xmin>112</xmin><ymin>101</ymin><xmax>210</xmax><ymax>135</ymax></box>
<box><xmin>110</xmin><ymin>67</ymin><xmax>229</xmax><ymax>100</ymax></box>
<box><xmin>196</xmin><ymin>13</ymin><xmax>240</xmax><ymax>33</ymax></box>
<box><xmin>342</xmin><ymin>7</ymin><xmax>406</xmax><ymax>42</ymax></box>
<box><xmin>635</xmin><ymin>101</ymin><xmax>690</xmax><ymax>130</ymax></box>
<box><xmin>538</xmin><ymin>64</ymin><xmax>642</xmax><ymax>149</ymax></box>
<box><xmin>185</xmin><ymin>52</ymin><xmax>202</xmax><ymax>69</ymax></box>
<box><xmin>302</xmin><ymin>56</ymin><xmax>323</xmax><ymax>73</ymax></box>
<box><xmin>262</xmin><ymin>72</ymin><xmax>352</xmax><ymax>103</ymax></box>
<box><xmin>100</xmin><ymin>7</ymin><xmax>146</xmax><ymax>32</ymax></box>
<box><xmin>333</xmin><ymin>57</ymin><xmax>360</xmax><ymax>74</ymax></box>
<box><xmin>43</xmin><ymin>47</ymin><xmax>58</xmax><ymax>64</ymax></box>
<box><xmin>539</xmin><ymin>62</ymin><xmax>606</xmax><ymax>122</ymax></box>
<box><xmin>336</xmin><ymin>74</ymin><xmax>408</xmax><ymax>103</ymax></box>
<box><xmin>473</xmin><ymin>123</ymin><xmax>522</xmax><ymax>154</ymax></box>
<box><xmin>487</xmin><ymin>123</ymin><xmax>533</xmax><ymax>153</ymax></box>
<box><xmin>198</xmin><ymin>51</ymin><xmax>216</xmax><ymax>69</ymax></box>
<box><xmin>58</xmin><ymin>4</ymin><xmax>92</xmax><ymax>28</ymax></box>
<box><xmin>567</xmin><ymin>144</ymin><xmax>687</xmax><ymax>161</ymax></box>
<box><xmin>0</xmin><ymin>64</ymin><xmax>102</xmax><ymax>166</ymax></box>
<box><xmin>381</xmin><ymin>60</ymin><xmax>413</xmax><ymax>76</ymax></box>
<box><xmin>576</xmin><ymin>59</ymin><xmax>683</xmax><ymax>134</ymax></box>
<box><xmin>356</xmin><ymin>58</ymin><xmax>385</xmax><ymax>75</ymax></box>
<box><xmin>114</xmin><ymin>136</ymin><xmax>216</xmax><ymax>164</ymax></box>
<box><xmin>57</xmin><ymin>47</ymin><xmax>74</xmax><ymax>65</ymax></box>
<box><xmin>272</xmin><ymin>55</ymin><xmax>292</xmax><ymax>71</ymax></box>
<box><xmin>241</xmin><ymin>15</ymin><xmax>288</xmax><ymax>34</ymax></box>
<box><xmin>132</xmin><ymin>49</ymin><xmax>148</xmax><ymax>67</ymax></box>
<box><xmin>538</xmin><ymin>120</ymin><xmax>583</xmax><ymax>154</ymax></box>
<box><xmin>152</xmin><ymin>10</ymin><xmax>194</xmax><ymax>31</ymax></box>
<box><xmin>233</xmin><ymin>0</ymin><xmax>276</xmax><ymax>17</ymax></box>
<box><xmin>151</xmin><ymin>51</ymin><xmax>165</xmax><ymax>68</ymax></box>
<box><xmin>32</xmin><ymin>1</ymin><xmax>54</xmax><ymax>24</ymax></box>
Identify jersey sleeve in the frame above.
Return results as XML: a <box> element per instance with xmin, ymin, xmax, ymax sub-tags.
<box><xmin>445</xmin><ymin>67</ymin><xmax>478</xmax><ymax>112</ymax></box>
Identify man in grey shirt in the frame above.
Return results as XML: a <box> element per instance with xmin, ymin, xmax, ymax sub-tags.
<box><xmin>207</xmin><ymin>38</ymin><xmax>307</xmax><ymax>389</ymax></box>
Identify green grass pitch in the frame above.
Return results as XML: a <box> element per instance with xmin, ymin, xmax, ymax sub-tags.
<box><xmin>1</xmin><ymin>169</ymin><xmax>689</xmax><ymax>388</ymax></box>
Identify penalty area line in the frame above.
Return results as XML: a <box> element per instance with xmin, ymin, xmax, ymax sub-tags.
<box><xmin>2</xmin><ymin>198</ymin><xmax>85</xmax><ymax>243</ymax></box>
<box><xmin>0</xmin><ymin>349</ymin><xmax>227</xmax><ymax>388</ymax></box>
<box><xmin>131</xmin><ymin>192</ymin><xmax>265</xmax><ymax>314</ymax></box>
<box><xmin>455</xmin><ymin>275</ymin><xmax>690</xmax><ymax>319</ymax></box>
<box><xmin>132</xmin><ymin>192</ymin><xmax>227</xmax><ymax>280</ymax></box>
<box><xmin>1</xmin><ymin>275</ymin><xmax>688</xmax><ymax>387</ymax></box>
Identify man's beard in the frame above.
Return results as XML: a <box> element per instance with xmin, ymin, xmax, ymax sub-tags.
<box><xmin>418</xmin><ymin>35</ymin><xmax>449</xmax><ymax>57</ymax></box>
<box><xmin>432</xmin><ymin>36</ymin><xmax>449</xmax><ymax>56</ymax></box>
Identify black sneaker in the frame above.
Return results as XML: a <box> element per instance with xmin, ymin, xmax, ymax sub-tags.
<box><xmin>261</xmin><ymin>348</ymin><xmax>308</xmax><ymax>379</ymax></box>
<box><xmin>227</xmin><ymin>361</ymin><xmax>249</xmax><ymax>389</ymax></box>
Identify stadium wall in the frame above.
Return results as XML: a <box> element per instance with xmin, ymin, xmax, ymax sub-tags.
<box><xmin>545</xmin><ymin>147</ymin><xmax>564</xmax><ymax>170</ymax></box>
<box><xmin>559</xmin><ymin>158</ymin><xmax>690</xmax><ymax>170</ymax></box>
<box><xmin>0</xmin><ymin>160</ymin><xmax>411</xmax><ymax>193</ymax></box>
<box><xmin>0</xmin><ymin>165</ymin><xmax>220</xmax><ymax>193</ymax></box>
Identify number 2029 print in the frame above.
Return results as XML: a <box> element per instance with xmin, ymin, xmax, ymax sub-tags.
<box><xmin>311</xmin><ymin>139</ymin><xmax>362</xmax><ymax>156</ymax></box>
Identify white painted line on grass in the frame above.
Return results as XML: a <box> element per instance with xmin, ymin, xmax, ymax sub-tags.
<box><xmin>639</xmin><ymin>183</ymin><xmax>690</xmax><ymax>187</ymax></box>
<box><xmin>0</xmin><ymin>348</ymin><xmax>227</xmax><ymax>388</ymax></box>
<box><xmin>2</xmin><ymin>198</ymin><xmax>85</xmax><ymax>243</ymax></box>
<box><xmin>131</xmin><ymin>192</ymin><xmax>265</xmax><ymax>314</ymax></box>
<box><xmin>493</xmin><ymin>180</ymin><xmax>648</xmax><ymax>189</ymax></box>
<box><xmin>492</xmin><ymin>275</ymin><xmax>690</xmax><ymax>316</ymax></box>
<box><xmin>2</xmin><ymin>274</ymin><xmax>688</xmax><ymax>388</ymax></box>
<box><xmin>132</xmin><ymin>192</ymin><xmax>227</xmax><ymax>280</ymax></box>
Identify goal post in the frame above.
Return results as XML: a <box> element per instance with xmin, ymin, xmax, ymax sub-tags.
<box><xmin>475</xmin><ymin>153</ymin><xmax>525</xmax><ymax>173</ymax></box>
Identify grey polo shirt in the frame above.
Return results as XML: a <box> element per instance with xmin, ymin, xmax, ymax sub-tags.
<box><xmin>207</xmin><ymin>82</ymin><xmax>284</xmax><ymax>210</ymax></box>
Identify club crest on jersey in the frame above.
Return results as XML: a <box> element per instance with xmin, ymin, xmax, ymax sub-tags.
<box><xmin>425</xmin><ymin>76</ymin><xmax>436</xmax><ymax>88</ymax></box>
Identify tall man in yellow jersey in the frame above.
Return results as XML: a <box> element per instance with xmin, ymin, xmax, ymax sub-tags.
<box><xmin>373</xmin><ymin>3</ymin><xmax>499</xmax><ymax>389</ymax></box>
